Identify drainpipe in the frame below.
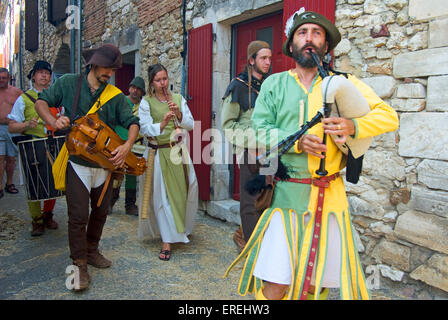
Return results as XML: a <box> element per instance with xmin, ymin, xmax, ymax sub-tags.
<box><xmin>8</xmin><ymin>1</ymin><xmax>12</xmax><ymax>74</ymax></box>
<box><xmin>70</xmin><ymin>0</ymin><xmax>76</xmax><ymax>73</ymax></box>
<box><xmin>77</xmin><ymin>0</ymin><xmax>82</xmax><ymax>73</ymax></box>
<box><xmin>18</xmin><ymin>0</ymin><xmax>24</xmax><ymax>90</ymax></box>
<box><xmin>180</xmin><ymin>0</ymin><xmax>187</xmax><ymax>97</ymax></box>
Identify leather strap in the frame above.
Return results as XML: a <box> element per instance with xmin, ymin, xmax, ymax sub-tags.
<box><xmin>96</xmin><ymin>170</ymin><xmax>112</xmax><ymax>208</ymax></box>
<box><xmin>70</xmin><ymin>74</ymin><xmax>84</xmax><ymax>124</ymax></box>
<box><xmin>23</xmin><ymin>91</ymin><xmax>37</xmax><ymax>103</ymax></box>
<box><xmin>148</xmin><ymin>141</ymin><xmax>189</xmax><ymax>193</ymax></box>
<box><xmin>235</xmin><ymin>77</ymin><xmax>260</xmax><ymax>95</ymax></box>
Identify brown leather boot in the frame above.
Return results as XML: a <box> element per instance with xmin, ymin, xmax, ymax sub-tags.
<box><xmin>42</xmin><ymin>212</ymin><xmax>58</xmax><ymax>229</ymax></box>
<box><xmin>87</xmin><ymin>250</ymin><xmax>112</xmax><ymax>268</ymax></box>
<box><xmin>72</xmin><ymin>259</ymin><xmax>90</xmax><ymax>291</ymax></box>
<box><xmin>31</xmin><ymin>218</ymin><xmax>45</xmax><ymax>237</ymax></box>
<box><xmin>125</xmin><ymin>189</ymin><xmax>138</xmax><ymax>216</ymax></box>
<box><xmin>233</xmin><ymin>226</ymin><xmax>246</xmax><ymax>252</ymax></box>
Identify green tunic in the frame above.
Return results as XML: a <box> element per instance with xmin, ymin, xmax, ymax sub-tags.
<box><xmin>221</xmin><ymin>94</ymin><xmax>255</xmax><ymax>150</ymax></box>
<box><xmin>145</xmin><ymin>94</ymin><xmax>188</xmax><ymax>233</ymax></box>
<box><xmin>114</xmin><ymin>97</ymin><xmax>135</xmax><ymax>140</ymax></box>
<box><xmin>38</xmin><ymin>73</ymin><xmax>140</xmax><ymax>168</ymax></box>
<box><xmin>226</xmin><ymin>70</ymin><xmax>399</xmax><ymax>300</ymax></box>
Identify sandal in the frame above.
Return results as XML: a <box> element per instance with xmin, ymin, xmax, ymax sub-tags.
<box><xmin>159</xmin><ymin>249</ymin><xmax>171</xmax><ymax>261</ymax></box>
<box><xmin>5</xmin><ymin>184</ymin><xmax>18</xmax><ymax>194</ymax></box>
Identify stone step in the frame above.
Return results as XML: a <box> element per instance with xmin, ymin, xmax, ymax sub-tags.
<box><xmin>205</xmin><ymin>199</ymin><xmax>240</xmax><ymax>225</ymax></box>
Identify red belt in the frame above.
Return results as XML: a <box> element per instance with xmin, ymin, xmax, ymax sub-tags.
<box><xmin>279</xmin><ymin>172</ymin><xmax>339</xmax><ymax>299</ymax></box>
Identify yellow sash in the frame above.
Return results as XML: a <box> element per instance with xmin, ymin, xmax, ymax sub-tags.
<box><xmin>52</xmin><ymin>84</ymin><xmax>122</xmax><ymax>191</ymax></box>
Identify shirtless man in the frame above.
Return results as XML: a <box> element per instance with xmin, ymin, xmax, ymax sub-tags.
<box><xmin>0</xmin><ymin>68</ymin><xmax>22</xmax><ymax>198</ymax></box>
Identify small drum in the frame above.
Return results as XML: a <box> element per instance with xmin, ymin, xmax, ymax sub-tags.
<box><xmin>17</xmin><ymin>136</ymin><xmax>65</xmax><ymax>201</ymax></box>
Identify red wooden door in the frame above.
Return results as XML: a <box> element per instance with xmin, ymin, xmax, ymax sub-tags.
<box><xmin>235</xmin><ymin>12</ymin><xmax>284</xmax><ymax>75</ymax></box>
<box><xmin>282</xmin><ymin>0</ymin><xmax>336</xmax><ymax>70</ymax></box>
<box><xmin>115</xmin><ymin>63</ymin><xmax>134</xmax><ymax>95</ymax></box>
<box><xmin>232</xmin><ymin>12</ymin><xmax>283</xmax><ymax>201</ymax></box>
<box><xmin>187</xmin><ymin>24</ymin><xmax>213</xmax><ymax>201</ymax></box>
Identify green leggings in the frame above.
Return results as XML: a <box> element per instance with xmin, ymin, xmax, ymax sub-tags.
<box><xmin>125</xmin><ymin>174</ymin><xmax>136</xmax><ymax>189</ymax></box>
<box><xmin>28</xmin><ymin>199</ymin><xmax>56</xmax><ymax>222</ymax></box>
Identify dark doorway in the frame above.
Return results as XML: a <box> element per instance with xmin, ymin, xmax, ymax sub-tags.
<box><xmin>115</xmin><ymin>52</ymin><xmax>135</xmax><ymax>95</ymax></box>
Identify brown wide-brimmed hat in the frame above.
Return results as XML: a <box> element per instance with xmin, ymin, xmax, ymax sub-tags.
<box><xmin>282</xmin><ymin>10</ymin><xmax>341</xmax><ymax>57</ymax></box>
<box><xmin>82</xmin><ymin>44</ymin><xmax>122</xmax><ymax>68</ymax></box>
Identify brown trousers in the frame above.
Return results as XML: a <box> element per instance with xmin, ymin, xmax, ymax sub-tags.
<box><xmin>238</xmin><ymin>150</ymin><xmax>260</xmax><ymax>242</ymax></box>
<box><xmin>65</xmin><ymin>162</ymin><xmax>113</xmax><ymax>261</ymax></box>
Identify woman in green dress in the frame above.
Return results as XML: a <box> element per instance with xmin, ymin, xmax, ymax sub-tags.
<box><xmin>137</xmin><ymin>64</ymin><xmax>198</xmax><ymax>261</ymax></box>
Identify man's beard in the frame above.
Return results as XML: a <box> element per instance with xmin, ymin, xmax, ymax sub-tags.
<box><xmin>291</xmin><ymin>42</ymin><xmax>326</xmax><ymax>69</ymax></box>
<box><xmin>96</xmin><ymin>75</ymin><xmax>110</xmax><ymax>84</ymax></box>
<box><xmin>93</xmin><ymin>68</ymin><xmax>110</xmax><ymax>84</ymax></box>
<box><xmin>251</xmin><ymin>62</ymin><xmax>270</xmax><ymax>77</ymax></box>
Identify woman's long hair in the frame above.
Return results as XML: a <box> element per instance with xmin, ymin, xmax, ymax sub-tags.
<box><xmin>147</xmin><ymin>63</ymin><xmax>168</xmax><ymax>96</ymax></box>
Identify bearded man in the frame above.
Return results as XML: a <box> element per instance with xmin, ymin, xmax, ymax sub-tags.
<box><xmin>35</xmin><ymin>44</ymin><xmax>140</xmax><ymax>291</ymax></box>
<box><xmin>224</xmin><ymin>10</ymin><xmax>399</xmax><ymax>300</ymax></box>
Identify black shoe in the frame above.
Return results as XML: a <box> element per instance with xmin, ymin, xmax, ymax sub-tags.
<box><xmin>125</xmin><ymin>204</ymin><xmax>138</xmax><ymax>216</ymax></box>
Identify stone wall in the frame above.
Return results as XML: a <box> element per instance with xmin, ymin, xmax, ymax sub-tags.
<box><xmin>333</xmin><ymin>0</ymin><xmax>448</xmax><ymax>296</ymax></box>
<box><xmin>85</xmin><ymin>0</ymin><xmax>184</xmax><ymax>91</ymax></box>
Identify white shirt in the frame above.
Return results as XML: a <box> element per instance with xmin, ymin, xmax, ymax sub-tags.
<box><xmin>138</xmin><ymin>95</ymin><xmax>194</xmax><ymax>138</ymax></box>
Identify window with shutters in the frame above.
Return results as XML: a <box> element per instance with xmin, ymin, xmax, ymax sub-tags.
<box><xmin>25</xmin><ymin>0</ymin><xmax>38</xmax><ymax>51</ymax></box>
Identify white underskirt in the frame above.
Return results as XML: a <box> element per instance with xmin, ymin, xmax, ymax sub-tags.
<box><xmin>69</xmin><ymin>160</ymin><xmax>108</xmax><ymax>191</ymax></box>
<box><xmin>137</xmin><ymin>146</ymin><xmax>198</xmax><ymax>244</ymax></box>
<box><xmin>253</xmin><ymin>211</ymin><xmax>342</xmax><ymax>288</ymax></box>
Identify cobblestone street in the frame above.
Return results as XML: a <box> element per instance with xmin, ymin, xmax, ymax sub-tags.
<box><xmin>1</xmin><ymin>170</ymin><xmax>447</xmax><ymax>300</ymax></box>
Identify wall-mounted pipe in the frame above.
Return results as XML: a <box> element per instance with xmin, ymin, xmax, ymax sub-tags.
<box><xmin>77</xmin><ymin>0</ymin><xmax>82</xmax><ymax>73</ymax></box>
<box><xmin>70</xmin><ymin>0</ymin><xmax>75</xmax><ymax>73</ymax></box>
<box><xmin>180</xmin><ymin>0</ymin><xmax>187</xmax><ymax>97</ymax></box>
<box><xmin>18</xmin><ymin>0</ymin><xmax>24</xmax><ymax>90</ymax></box>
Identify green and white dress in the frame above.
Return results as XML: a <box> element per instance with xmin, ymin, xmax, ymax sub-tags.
<box><xmin>137</xmin><ymin>92</ymin><xmax>198</xmax><ymax>243</ymax></box>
